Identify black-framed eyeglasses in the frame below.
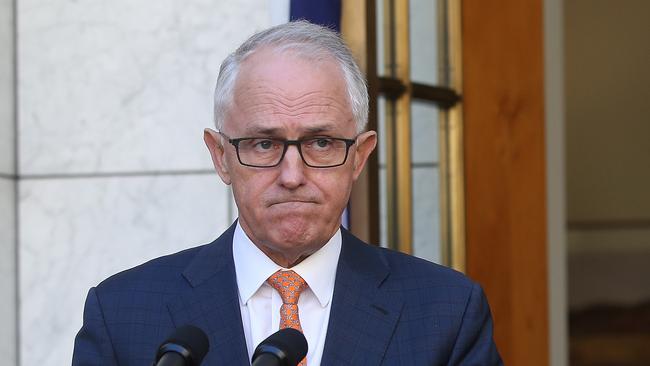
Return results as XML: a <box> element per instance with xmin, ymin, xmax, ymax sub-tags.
<box><xmin>218</xmin><ymin>131</ymin><xmax>357</xmax><ymax>168</ymax></box>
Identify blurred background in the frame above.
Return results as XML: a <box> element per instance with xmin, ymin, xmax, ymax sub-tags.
<box><xmin>0</xmin><ymin>0</ymin><xmax>648</xmax><ymax>365</ymax></box>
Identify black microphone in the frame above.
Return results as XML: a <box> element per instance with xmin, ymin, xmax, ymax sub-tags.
<box><xmin>252</xmin><ymin>328</ymin><xmax>308</xmax><ymax>366</ymax></box>
<box><xmin>154</xmin><ymin>325</ymin><xmax>210</xmax><ymax>366</ymax></box>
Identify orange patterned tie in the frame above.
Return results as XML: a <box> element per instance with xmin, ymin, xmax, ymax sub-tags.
<box><xmin>267</xmin><ymin>270</ymin><xmax>308</xmax><ymax>365</ymax></box>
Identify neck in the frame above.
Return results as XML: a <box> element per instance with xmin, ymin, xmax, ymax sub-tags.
<box><xmin>265</xmin><ymin>251</ymin><xmax>310</xmax><ymax>268</ymax></box>
<box><xmin>237</xmin><ymin>219</ymin><xmax>340</xmax><ymax>269</ymax></box>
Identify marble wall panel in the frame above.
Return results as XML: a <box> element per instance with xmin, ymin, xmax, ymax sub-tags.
<box><xmin>1</xmin><ymin>3</ymin><xmax>16</xmax><ymax>364</ymax></box>
<box><xmin>18</xmin><ymin>0</ymin><xmax>270</xmax><ymax>175</ymax></box>
<box><xmin>0</xmin><ymin>178</ymin><xmax>16</xmax><ymax>366</ymax></box>
<box><xmin>19</xmin><ymin>174</ymin><xmax>231</xmax><ymax>366</ymax></box>
<box><xmin>0</xmin><ymin>0</ymin><xmax>14</xmax><ymax>175</ymax></box>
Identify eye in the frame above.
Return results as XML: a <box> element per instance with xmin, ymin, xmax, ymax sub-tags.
<box><xmin>255</xmin><ymin>140</ymin><xmax>274</xmax><ymax>150</ymax></box>
<box><xmin>245</xmin><ymin>139</ymin><xmax>280</xmax><ymax>151</ymax></box>
<box><xmin>313</xmin><ymin>138</ymin><xmax>333</xmax><ymax>149</ymax></box>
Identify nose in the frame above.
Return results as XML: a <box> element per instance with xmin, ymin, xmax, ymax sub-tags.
<box><xmin>277</xmin><ymin>144</ymin><xmax>306</xmax><ymax>189</ymax></box>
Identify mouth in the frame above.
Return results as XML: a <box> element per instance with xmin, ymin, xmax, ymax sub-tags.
<box><xmin>268</xmin><ymin>200</ymin><xmax>317</xmax><ymax>207</ymax></box>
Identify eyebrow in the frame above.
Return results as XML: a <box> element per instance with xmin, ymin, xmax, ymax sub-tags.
<box><xmin>244</xmin><ymin>126</ymin><xmax>283</xmax><ymax>136</ymax></box>
<box><xmin>244</xmin><ymin>123</ymin><xmax>338</xmax><ymax>136</ymax></box>
<box><xmin>303</xmin><ymin>124</ymin><xmax>337</xmax><ymax>134</ymax></box>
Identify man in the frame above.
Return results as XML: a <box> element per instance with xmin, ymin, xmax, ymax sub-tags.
<box><xmin>73</xmin><ymin>21</ymin><xmax>502</xmax><ymax>365</ymax></box>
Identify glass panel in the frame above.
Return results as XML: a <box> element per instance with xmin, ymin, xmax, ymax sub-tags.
<box><xmin>376</xmin><ymin>0</ymin><xmax>397</xmax><ymax>77</ymax></box>
<box><xmin>373</xmin><ymin>0</ymin><xmax>457</xmax><ymax>263</ymax></box>
<box><xmin>378</xmin><ymin>163</ymin><xmax>388</xmax><ymax>248</ymax></box>
<box><xmin>409</xmin><ymin>0</ymin><xmax>440</xmax><ymax>85</ymax></box>
<box><xmin>411</xmin><ymin>100</ymin><xmax>441</xmax><ymax>263</ymax></box>
<box><xmin>412</xmin><ymin>167</ymin><xmax>441</xmax><ymax>263</ymax></box>
<box><xmin>377</xmin><ymin>96</ymin><xmax>397</xmax><ymax>249</ymax></box>
<box><xmin>378</xmin><ymin>96</ymin><xmax>388</xmax><ymax>248</ymax></box>
<box><xmin>411</xmin><ymin>99</ymin><xmax>439</xmax><ymax>164</ymax></box>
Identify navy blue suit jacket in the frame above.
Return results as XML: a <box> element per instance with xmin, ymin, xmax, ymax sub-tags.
<box><xmin>73</xmin><ymin>223</ymin><xmax>502</xmax><ymax>365</ymax></box>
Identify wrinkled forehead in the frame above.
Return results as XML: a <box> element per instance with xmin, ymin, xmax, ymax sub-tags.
<box><xmin>234</xmin><ymin>48</ymin><xmax>350</xmax><ymax>105</ymax></box>
<box><xmin>242</xmin><ymin>42</ymin><xmax>339</xmax><ymax>67</ymax></box>
<box><xmin>238</xmin><ymin>46</ymin><xmax>345</xmax><ymax>81</ymax></box>
<box><xmin>225</xmin><ymin>50</ymin><xmax>355</xmax><ymax>135</ymax></box>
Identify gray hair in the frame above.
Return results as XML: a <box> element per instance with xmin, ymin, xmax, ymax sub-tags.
<box><xmin>213</xmin><ymin>21</ymin><xmax>369</xmax><ymax>133</ymax></box>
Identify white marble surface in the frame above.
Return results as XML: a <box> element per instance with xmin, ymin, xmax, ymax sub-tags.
<box><xmin>19</xmin><ymin>174</ymin><xmax>231</xmax><ymax>366</ymax></box>
<box><xmin>18</xmin><ymin>0</ymin><xmax>270</xmax><ymax>175</ymax></box>
<box><xmin>0</xmin><ymin>0</ymin><xmax>14</xmax><ymax>175</ymax></box>
<box><xmin>412</xmin><ymin>167</ymin><xmax>441</xmax><ymax>264</ymax></box>
<box><xmin>268</xmin><ymin>0</ymin><xmax>290</xmax><ymax>26</ymax></box>
<box><xmin>0</xmin><ymin>178</ymin><xmax>16</xmax><ymax>366</ymax></box>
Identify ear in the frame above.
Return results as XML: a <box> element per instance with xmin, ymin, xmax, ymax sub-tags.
<box><xmin>204</xmin><ymin>128</ymin><xmax>231</xmax><ymax>185</ymax></box>
<box><xmin>351</xmin><ymin>130</ymin><xmax>377</xmax><ymax>181</ymax></box>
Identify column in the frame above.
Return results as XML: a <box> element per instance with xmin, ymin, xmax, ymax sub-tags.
<box><xmin>0</xmin><ymin>0</ymin><xmax>17</xmax><ymax>364</ymax></box>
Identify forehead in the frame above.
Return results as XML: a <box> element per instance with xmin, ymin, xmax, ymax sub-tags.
<box><xmin>237</xmin><ymin>47</ymin><xmax>345</xmax><ymax>88</ymax></box>
<box><xmin>226</xmin><ymin>49</ymin><xmax>354</xmax><ymax>135</ymax></box>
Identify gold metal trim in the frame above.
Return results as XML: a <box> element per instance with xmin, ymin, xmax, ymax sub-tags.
<box><xmin>393</xmin><ymin>0</ymin><xmax>413</xmax><ymax>254</ymax></box>
<box><xmin>446</xmin><ymin>0</ymin><xmax>466</xmax><ymax>272</ymax></box>
<box><xmin>342</xmin><ymin>0</ymin><xmax>375</xmax><ymax>243</ymax></box>
<box><xmin>384</xmin><ymin>98</ymin><xmax>398</xmax><ymax>249</ymax></box>
<box><xmin>439</xmin><ymin>0</ymin><xmax>452</xmax><ymax>267</ymax></box>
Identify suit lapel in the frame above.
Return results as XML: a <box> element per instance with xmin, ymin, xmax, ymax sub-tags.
<box><xmin>321</xmin><ymin>230</ymin><xmax>404</xmax><ymax>366</ymax></box>
<box><xmin>166</xmin><ymin>223</ymin><xmax>250</xmax><ymax>365</ymax></box>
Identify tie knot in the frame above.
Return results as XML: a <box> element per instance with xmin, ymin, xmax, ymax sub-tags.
<box><xmin>267</xmin><ymin>270</ymin><xmax>308</xmax><ymax>305</ymax></box>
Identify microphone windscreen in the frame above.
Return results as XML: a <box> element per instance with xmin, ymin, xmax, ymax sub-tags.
<box><xmin>254</xmin><ymin>328</ymin><xmax>308</xmax><ymax>366</ymax></box>
<box><xmin>159</xmin><ymin>325</ymin><xmax>209</xmax><ymax>365</ymax></box>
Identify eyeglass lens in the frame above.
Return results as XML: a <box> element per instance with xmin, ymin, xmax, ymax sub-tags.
<box><xmin>236</xmin><ymin>138</ymin><xmax>350</xmax><ymax>167</ymax></box>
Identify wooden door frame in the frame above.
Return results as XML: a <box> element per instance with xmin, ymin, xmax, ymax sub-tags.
<box><xmin>462</xmin><ymin>1</ymin><xmax>549</xmax><ymax>365</ymax></box>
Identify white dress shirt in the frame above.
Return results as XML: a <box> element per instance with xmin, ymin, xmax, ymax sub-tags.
<box><xmin>232</xmin><ymin>222</ymin><xmax>342</xmax><ymax>365</ymax></box>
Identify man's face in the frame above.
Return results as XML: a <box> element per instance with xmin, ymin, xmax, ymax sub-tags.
<box><xmin>205</xmin><ymin>48</ymin><xmax>376</xmax><ymax>267</ymax></box>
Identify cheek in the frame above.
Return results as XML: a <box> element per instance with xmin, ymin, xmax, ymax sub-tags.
<box><xmin>311</xmin><ymin>170</ymin><xmax>354</xmax><ymax>205</ymax></box>
<box><xmin>230</xmin><ymin>171</ymin><xmax>274</xmax><ymax>208</ymax></box>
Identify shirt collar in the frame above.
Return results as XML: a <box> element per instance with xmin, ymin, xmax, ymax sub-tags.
<box><xmin>232</xmin><ymin>221</ymin><xmax>341</xmax><ymax>308</ymax></box>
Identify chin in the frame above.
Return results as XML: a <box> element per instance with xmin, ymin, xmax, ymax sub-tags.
<box><xmin>273</xmin><ymin>220</ymin><xmax>316</xmax><ymax>242</ymax></box>
<box><xmin>267</xmin><ymin>219</ymin><xmax>326</xmax><ymax>246</ymax></box>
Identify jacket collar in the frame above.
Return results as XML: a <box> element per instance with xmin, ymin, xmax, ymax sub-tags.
<box><xmin>167</xmin><ymin>223</ymin><xmax>404</xmax><ymax>366</ymax></box>
<box><xmin>320</xmin><ymin>228</ymin><xmax>404</xmax><ymax>365</ymax></box>
<box><xmin>167</xmin><ymin>222</ymin><xmax>250</xmax><ymax>365</ymax></box>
